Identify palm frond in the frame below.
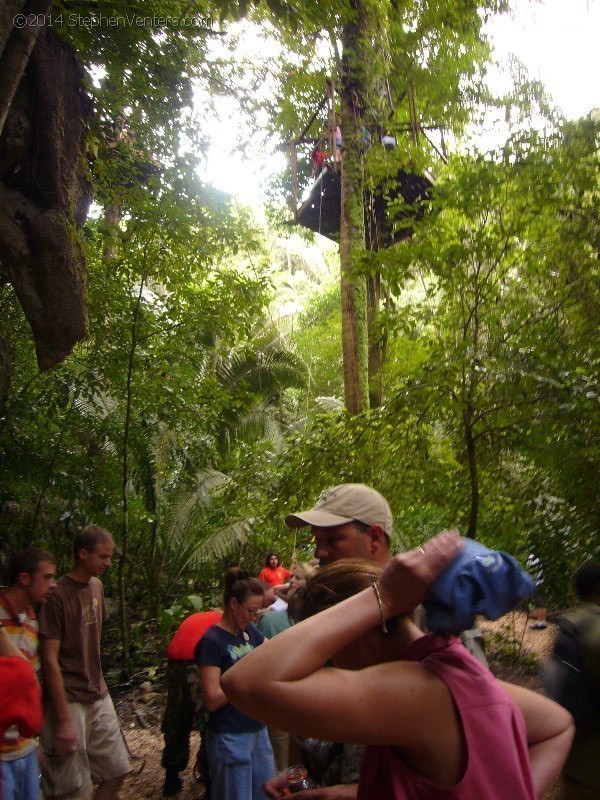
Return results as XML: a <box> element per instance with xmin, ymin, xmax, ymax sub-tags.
<box><xmin>231</xmin><ymin>404</ymin><xmax>287</xmax><ymax>451</ymax></box>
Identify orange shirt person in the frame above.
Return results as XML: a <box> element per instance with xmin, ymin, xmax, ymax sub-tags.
<box><xmin>258</xmin><ymin>553</ymin><xmax>291</xmax><ymax>588</ymax></box>
<box><xmin>310</xmin><ymin>140</ymin><xmax>327</xmax><ymax>176</ymax></box>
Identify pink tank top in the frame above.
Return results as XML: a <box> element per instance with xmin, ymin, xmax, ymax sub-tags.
<box><xmin>358</xmin><ymin>635</ymin><xmax>536</xmax><ymax>800</ymax></box>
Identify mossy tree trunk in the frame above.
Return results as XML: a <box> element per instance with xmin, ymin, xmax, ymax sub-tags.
<box><xmin>462</xmin><ymin>404</ymin><xmax>479</xmax><ymax>540</ymax></box>
<box><xmin>339</xmin><ymin>0</ymin><xmax>371</xmax><ymax>415</ymax></box>
<box><xmin>367</xmin><ymin>272</ymin><xmax>387</xmax><ymax>408</ymax></box>
<box><xmin>118</xmin><ymin>277</ymin><xmax>146</xmax><ymax>678</ymax></box>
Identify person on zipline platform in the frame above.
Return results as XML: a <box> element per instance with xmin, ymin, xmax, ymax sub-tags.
<box><xmin>310</xmin><ymin>140</ymin><xmax>328</xmax><ymax>177</ymax></box>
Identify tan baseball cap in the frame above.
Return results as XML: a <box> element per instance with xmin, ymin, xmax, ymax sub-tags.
<box><xmin>285</xmin><ymin>483</ymin><xmax>393</xmax><ymax>536</ymax></box>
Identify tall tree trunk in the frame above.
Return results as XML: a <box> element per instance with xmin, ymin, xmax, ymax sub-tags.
<box><xmin>119</xmin><ymin>278</ymin><xmax>145</xmax><ymax>678</ymax></box>
<box><xmin>103</xmin><ymin>114</ymin><xmax>126</xmax><ymax>261</ymax></box>
<box><xmin>103</xmin><ymin>201</ymin><xmax>123</xmax><ymax>261</ymax></box>
<box><xmin>367</xmin><ymin>273</ymin><xmax>385</xmax><ymax>407</ymax></box>
<box><xmin>149</xmin><ymin>492</ymin><xmax>161</xmax><ymax>620</ymax></box>
<box><xmin>0</xmin><ymin>0</ymin><xmax>53</xmax><ymax>136</ymax></box>
<box><xmin>0</xmin><ymin>333</ymin><xmax>11</xmax><ymax>420</ymax></box>
<box><xmin>339</xmin><ymin>0</ymin><xmax>371</xmax><ymax>414</ymax></box>
<box><xmin>462</xmin><ymin>406</ymin><xmax>478</xmax><ymax>539</ymax></box>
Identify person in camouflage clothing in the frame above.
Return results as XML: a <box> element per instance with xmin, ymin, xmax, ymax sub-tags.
<box><xmin>161</xmin><ymin>611</ymin><xmax>222</xmax><ymax>797</ymax></box>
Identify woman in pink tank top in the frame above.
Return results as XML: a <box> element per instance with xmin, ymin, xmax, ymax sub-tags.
<box><xmin>223</xmin><ymin>531</ymin><xmax>574</xmax><ymax>799</ymax></box>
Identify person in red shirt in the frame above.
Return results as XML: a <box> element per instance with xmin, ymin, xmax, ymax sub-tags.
<box><xmin>0</xmin><ymin>627</ymin><xmax>42</xmax><ymax>743</ymax></box>
<box><xmin>0</xmin><ymin>625</ymin><xmax>43</xmax><ymax>800</ymax></box>
<box><xmin>1</xmin><ymin>547</ymin><xmax>56</xmax><ymax>800</ymax></box>
<box><xmin>258</xmin><ymin>553</ymin><xmax>291</xmax><ymax>589</ymax></box>
<box><xmin>310</xmin><ymin>140</ymin><xmax>327</xmax><ymax>177</ymax></box>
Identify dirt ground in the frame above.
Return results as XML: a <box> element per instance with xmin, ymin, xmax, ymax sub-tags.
<box><xmin>114</xmin><ymin>692</ymin><xmax>204</xmax><ymax>800</ymax></box>
<box><xmin>114</xmin><ymin>611</ymin><xmax>563</xmax><ymax>800</ymax></box>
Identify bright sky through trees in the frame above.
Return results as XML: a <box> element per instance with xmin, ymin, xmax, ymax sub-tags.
<box><xmin>198</xmin><ymin>0</ymin><xmax>600</xmax><ymax>204</ymax></box>
<box><xmin>484</xmin><ymin>0</ymin><xmax>600</xmax><ymax>120</ymax></box>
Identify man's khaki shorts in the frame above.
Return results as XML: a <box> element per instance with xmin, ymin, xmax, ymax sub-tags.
<box><xmin>41</xmin><ymin>694</ymin><xmax>130</xmax><ymax>798</ymax></box>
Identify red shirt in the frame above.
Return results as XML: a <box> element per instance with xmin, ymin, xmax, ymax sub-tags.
<box><xmin>258</xmin><ymin>566</ymin><xmax>291</xmax><ymax>588</ymax></box>
<box><xmin>311</xmin><ymin>149</ymin><xmax>327</xmax><ymax>172</ymax></box>
<box><xmin>0</xmin><ymin>657</ymin><xmax>42</xmax><ymax>741</ymax></box>
<box><xmin>166</xmin><ymin>611</ymin><xmax>223</xmax><ymax>661</ymax></box>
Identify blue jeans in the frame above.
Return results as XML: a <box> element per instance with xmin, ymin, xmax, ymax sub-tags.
<box><xmin>1</xmin><ymin>749</ymin><xmax>40</xmax><ymax>800</ymax></box>
<box><xmin>206</xmin><ymin>727</ymin><xmax>274</xmax><ymax>800</ymax></box>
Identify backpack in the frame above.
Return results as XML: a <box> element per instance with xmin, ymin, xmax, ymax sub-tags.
<box><xmin>540</xmin><ymin>611</ymin><xmax>599</xmax><ymax>729</ymax></box>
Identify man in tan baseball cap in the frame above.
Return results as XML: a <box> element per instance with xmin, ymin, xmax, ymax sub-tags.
<box><xmin>283</xmin><ymin>484</ymin><xmax>486</xmax><ymax>800</ymax></box>
<box><xmin>285</xmin><ymin>483</ymin><xmax>393</xmax><ymax>566</ymax></box>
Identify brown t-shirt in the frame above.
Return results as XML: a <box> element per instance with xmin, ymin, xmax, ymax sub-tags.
<box><xmin>39</xmin><ymin>575</ymin><xmax>108</xmax><ymax>703</ymax></box>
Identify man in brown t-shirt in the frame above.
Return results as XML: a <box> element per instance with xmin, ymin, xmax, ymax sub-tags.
<box><xmin>39</xmin><ymin>526</ymin><xmax>130</xmax><ymax>800</ymax></box>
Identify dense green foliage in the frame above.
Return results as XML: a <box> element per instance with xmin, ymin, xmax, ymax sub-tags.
<box><xmin>206</xmin><ymin>115</ymin><xmax>599</xmax><ymax>609</ymax></box>
<box><xmin>0</xmin><ymin>0</ymin><xmax>598</xmax><ymax>668</ymax></box>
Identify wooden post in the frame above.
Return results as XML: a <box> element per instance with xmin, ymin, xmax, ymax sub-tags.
<box><xmin>327</xmin><ymin>80</ymin><xmax>334</xmax><ymax>163</ymax></box>
<box><xmin>327</xmin><ymin>80</ymin><xmax>339</xmax><ymax>172</ymax></box>
<box><xmin>407</xmin><ymin>82</ymin><xmax>420</xmax><ymax>145</ymax></box>
<box><xmin>290</xmin><ymin>140</ymin><xmax>298</xmax><ymax>218</ymax></box>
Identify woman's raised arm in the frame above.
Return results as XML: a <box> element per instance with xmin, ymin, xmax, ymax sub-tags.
<box><xmin>221</xmin><ymin>531</ymin><xmax>463</xmax><ymax>741</ymax></box>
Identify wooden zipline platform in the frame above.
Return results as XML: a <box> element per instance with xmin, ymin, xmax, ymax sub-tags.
<box><xmin>287</xmin><ymin>80</ymin><xmax>442</xmax><ymax>250</ymax></box>
<box><xmin>295</xmin><ymin>164</ymin><xmax>433</xmax><ymax>248</ymax></box>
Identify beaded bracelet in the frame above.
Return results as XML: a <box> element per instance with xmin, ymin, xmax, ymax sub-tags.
<box><xmin>372</xmin><ymin>582</ymin><xmax>388</xmax><ymax>634</ymax></box>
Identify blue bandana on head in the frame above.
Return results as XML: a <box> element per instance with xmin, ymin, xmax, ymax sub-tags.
<box><xmin>424</xmin><ymin>538</ymin><xmax>535</xmax><ymax>634</ymax></box>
